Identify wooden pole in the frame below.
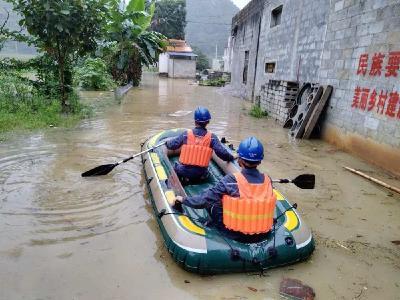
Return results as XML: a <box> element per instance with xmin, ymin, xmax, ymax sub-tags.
<box><xmin>343</xmin><ymin>166</ymin><xmax>400</xmax><ymax>195</ymax></box>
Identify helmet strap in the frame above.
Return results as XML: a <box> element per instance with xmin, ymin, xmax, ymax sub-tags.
<box><xmin>195</xmin><ymin>121</ymin><xmax>209</xmax><ymax>128</ymax></box>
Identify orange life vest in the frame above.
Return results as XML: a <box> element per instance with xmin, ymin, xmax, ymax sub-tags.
<box><xmin>179</xmin><ymin>129</ymin><xmax>213</xmax><ymax>167</ymax></box>
<box><xmin>222</xmin><ymin>172</ymin><xmax>277</xmax><ymax>235</ymax></box>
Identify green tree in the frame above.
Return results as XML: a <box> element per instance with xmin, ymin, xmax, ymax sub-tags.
<box><xmin>6</xmin><ymin>0</ymin><xmax>107</xmax><ymax>111</ymax></box>
<box><xmin>105</xmin><ymin>0</ymin><xmax>166</xmax><ymax>86</ymax></box>
<box><xmin>151</xmin><ymin>0</ymin><xmax>186</xmax><ymax>39</ymax></box>
<box><xmin>192</xmin><ymin>46</ymin><xmax>209</xmax><ymax>71</ymax></box>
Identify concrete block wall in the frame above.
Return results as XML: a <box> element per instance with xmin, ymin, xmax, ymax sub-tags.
<box><xmin>319</xmin><ymin>0</ymin><xmax>400</xmax><ymax>148</ymax></box>
<box><xmin>260</xmin><ymin>80</ymin><xmax>299</xmax><ymax>123</ymax></box>
<box><xmin>255</xmin><ymin>0</ymin><xmax>330</xmax><ymax>93</ymax></box>
<box><xmin>230</xmin><ymin>0</ymin><xmax>330</xmax><ymax>99</ymax></box>
<box><xmin>228</xmin><ymin>0</ymin><xmax>400</xmax><ymax>174</ymax></box>
<box><xmin>230</xmin><ymin>1</ymin><xmax>264</xmax><ymax>99</ymax></box>
<box><xmin>168</xmin><ymin>59</ymin><xmax>196</xmax><ymax>79</ymax></box>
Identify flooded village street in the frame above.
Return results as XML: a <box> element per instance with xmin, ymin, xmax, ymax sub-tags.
<box><xmin>1</xmin><ymin>73</ymin><xmax>399</xmax><ymax>299</ymax></box>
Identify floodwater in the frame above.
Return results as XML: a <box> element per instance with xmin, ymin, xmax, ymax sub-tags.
<box><xmin>1</xmin><ymin>73</ymin><xmax>399</xmax><ymax>300</ymax></box>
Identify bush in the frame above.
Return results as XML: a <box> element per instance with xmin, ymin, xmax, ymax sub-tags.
<box><xmin>249</xmin><ymin>105</ymin><xmax>268</xmax><ymax>118</ymax></box>
<box><xmin>0</xmin><ymin>72</ymin><xmax>91</xmax><ymax>133</ymax></box>
<box><xmin>74</xmin><ymin>58</ymin><xmax>115</xmax><ymax>91</ymax></box>
<box><xmin>199</xmin><ymin>78</ymin><xmax>227</xmax><ymax>87</ymax></box>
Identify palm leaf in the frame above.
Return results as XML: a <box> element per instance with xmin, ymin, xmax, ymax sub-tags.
<box><xmin>126</xmin><ymin>0</ymin><xmax>145</xmax><ymax>14</ymax></box>
<box><xmin>132</xmin><ymin>42</ymin><xmax>151</xmax><ymax>66</ymax></box>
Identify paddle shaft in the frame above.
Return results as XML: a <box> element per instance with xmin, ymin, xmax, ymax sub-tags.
<box><xmin>273</xmin><ymin>179</ymin><xmax>291</xmax><ymax>183</ymax></box>
<box><xmin>117</xmin><ymin>142</ymin><xmax>166</xmax><ymax>165</ymax></box>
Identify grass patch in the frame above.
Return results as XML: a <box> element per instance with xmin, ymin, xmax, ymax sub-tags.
<box><xmin>0</xmin><ymin>72</ymin><xmax>92</xmax><ymax>136</ymax></box>
<box><xmin>199</xmin><ymin>78</ymin><xmax>227</xmax><ymax>87</ymax></box>
<box><xmin>249</xmin><ymin>105</ymin><xmax>268</xmax><ymax>118</ymax></box>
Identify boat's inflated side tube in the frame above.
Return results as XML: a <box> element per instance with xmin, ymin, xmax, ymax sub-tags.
<box><xmin>179</xmin><ymin>129</ymin><xmax>213</xmax><ymax>167</ymax></box>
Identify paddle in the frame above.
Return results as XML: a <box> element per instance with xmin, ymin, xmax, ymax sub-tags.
<box><xmin>273</xmin><ymin>174</ymin><xmax>315</xmax><ymax>189</ymax></box>
<box><xmin>81</xmin><ymin>142</ymin><xmax>166</xmax><ymax>177</ymax></box>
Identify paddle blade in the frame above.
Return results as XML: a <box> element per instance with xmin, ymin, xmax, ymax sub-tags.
<box><xmin>292</xmin><ymin>174</ymin><xmax>315</xmax><ymax>189</ymax></box>
<box><xmin>81</xmin><ymin>164</ymin><xmax>117</xmax><ymax>177</ymax></box>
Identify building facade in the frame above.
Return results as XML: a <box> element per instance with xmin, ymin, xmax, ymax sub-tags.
<box><xmin>158</xmin><ymin>40</ymin><xmax>197</xmax><ymax>78</ymax></box>
<box><xmin>227</xmin><ymin>0</ymin><xmax>400</xmax><ymax>175</ymax></box>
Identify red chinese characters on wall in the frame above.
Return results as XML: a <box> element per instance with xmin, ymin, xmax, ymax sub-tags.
<box><xmin>357</xmin><ymin>54</ymin><xmax>369</xmax><ymax>76</ymax></box>
<box><xmin>352</xmin><ymin>51</ymin><xmax>400</xmax><ymax>119</ymax></box>
<box><xmin>352</xmin><ymin>88</ymin><xmax>399</xmax><ymax>118</ymax></box>
<box><xmin>357</xmin><ymin>51</ymin><xmax>400</xmax><ymax>78</ymax></box>
<box><xmin>385</xmin><ymin>51</ymin><xmax>400</xmax><ymax>77</ymax></box>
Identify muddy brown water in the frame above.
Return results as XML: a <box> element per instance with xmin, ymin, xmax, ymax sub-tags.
<box><xmin>1</xmin><ymin>73</ymin><xmax>399</xmax><ymax>300</ymax></box>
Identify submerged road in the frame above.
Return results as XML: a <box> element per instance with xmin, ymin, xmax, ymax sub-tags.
<box><xmin>0</xmin><ymin>73</ymin><xmax>399</xmax><ymax>299</ymax></box>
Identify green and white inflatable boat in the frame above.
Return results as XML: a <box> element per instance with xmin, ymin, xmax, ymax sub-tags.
<box><xmin>142</xmin><ymin>129</ymin><xmax>314</xmax><ymax>274</ymax></box>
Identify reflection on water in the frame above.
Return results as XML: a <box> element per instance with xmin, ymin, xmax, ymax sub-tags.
<box><xmin>0</xmin><ymin>73</ymin><xmax>399</xmax><ymax>300</ymax></box>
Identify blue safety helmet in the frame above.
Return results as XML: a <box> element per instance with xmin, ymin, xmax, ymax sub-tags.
<box><xmin>237</xmin><ymin>137</ymin><xmax>264</xmax><ymax>162</ymax></box>
<box><xmin>194</xmin><ymin>107</ymin><xmax>211</xmax><ymax>123</ymax></box>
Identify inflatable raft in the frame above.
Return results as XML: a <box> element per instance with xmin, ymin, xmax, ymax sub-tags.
<box><xmin>141</xmin><ymin>129</ymin><xmax>314</xmax><ymax>274</ymax></box>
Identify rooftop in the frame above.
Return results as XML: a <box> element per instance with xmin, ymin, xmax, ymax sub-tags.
<box><xmin>166</xmin><ymin>39</ymin><xmax>193</xmax><ymax>53</ymax></box>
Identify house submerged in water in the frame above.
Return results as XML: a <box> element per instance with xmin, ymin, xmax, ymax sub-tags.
<box><xmin>159</xmin><ymin>39</ymin><xmax>197</xmax><ymax>79</ymax></box>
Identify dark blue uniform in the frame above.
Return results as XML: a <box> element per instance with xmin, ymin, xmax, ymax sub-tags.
<box><xmin>166</xmin><ymin>127</ymin><xmax>234</xmax><ymax>181</ymax></box>
<box><xmin>182</xmin><ymin>168</ymin><xmax>267</xmax><ymax>231</ymax></box>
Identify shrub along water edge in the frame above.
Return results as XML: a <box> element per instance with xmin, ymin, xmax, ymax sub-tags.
<box><xmin>74</xmin><ymin>57</ymin><xmax>115</xmax><ymax>91</ymax></box>
<box><xmin>249</xmin><ymin>105</ymin><xmax>269</xmax><ymax>118</ymax></box>
<box><xmin>0</xmin><ymin>72</ymin><xmax>92</xmax><ymax>135</ymax></box>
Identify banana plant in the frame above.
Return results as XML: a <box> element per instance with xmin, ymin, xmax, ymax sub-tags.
<box><xmin>105</xmin><ymin>0</ymin><xmax>166</xmax><ymax>86</ymax></box>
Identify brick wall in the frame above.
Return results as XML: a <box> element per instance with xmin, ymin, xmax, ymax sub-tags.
<box><xmin>229</xmin><ymin>0</ymin><xmax>400</xmax><ymax>150</ymax></box>
<box><xmin>318</xmin><ymin>0</ymin><xmax>400</xmax><ymax>148</ymax></box>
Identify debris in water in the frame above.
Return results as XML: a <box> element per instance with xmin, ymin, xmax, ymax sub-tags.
<box><xmin>354</xmin><ymin>286</ymin><xmax>368</xmax><ymax>299</ymax></box>
<box><xmin>184</xmin><ymin>280</ymin><xmax>190</xmax><ymax>284</ymax></box>
<box><xmin>326</xmin><ymin>148</ymin><xmax>337</xmax><ymax>154</ymax></box>
<box><xmin>336</xmin><ymin>242</ymin><xmax>351</xmax><ymax>251</ymax></box>
<box><xmin>343</xmin><ymin>166</ymin><xmax>400</xmax><ymax>195</ymax></box>
<box><xmin>279</xmin><ymin>278</ymin><xmax>315</xmax><ymax>300</ymax></box>
<box><xmin>247</xmin><ymin>287</ymin><xmax>257</xmax><ymax>292</ymax></box>
<box><xmin>168</xmin><ymin>110</ymin><xmax>192</xmax><ymax>117</ymax></box>
<box><xmin>391</xmin><ymin>240</ymin><xmax>400</xmax><ymax>245</ymax></box>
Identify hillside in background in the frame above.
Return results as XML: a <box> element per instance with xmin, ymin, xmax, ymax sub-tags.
<box><xmin>185</xmin><ymin>0</ymin><xmax>238</xmax><ymax>60</ymax></box>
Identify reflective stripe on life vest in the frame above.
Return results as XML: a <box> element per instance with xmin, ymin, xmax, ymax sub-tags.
<box><xmin>179</xmin><ymin>129</ymin><xmax>213</xmax><ymax>167</ymax></box>
<box><xmin>222</xmin><ymin>172</ymin><xmax>277</xmax><ymax>235</ymax></box>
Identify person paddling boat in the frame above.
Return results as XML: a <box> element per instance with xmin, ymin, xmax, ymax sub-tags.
<box><xmin>166</xmin><ymin>107</ymin><xmax>235</xmax><ymax>185</ymax></box>
<box><xmin>175</xmin><ymin>137</ymin><xmax>277</xmax><ymax>239</ymax></box>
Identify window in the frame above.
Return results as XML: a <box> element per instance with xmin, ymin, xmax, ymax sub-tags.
<box><xmin>270</xmin><ymin>5</ymin><xmax>283</xmax><ymax>27</ymax></box>
<box><xmin>265</xmin><ymin>62</ymin><xmax>276</xmax><ymax>73</ymax></box>
<box><xmin>232</xmin><ymin>25</ymin><xmax>238</xmax><ymax>37</ymax></box>
<box><xmin>243</xmin><ymin>51</ymin><xmax>249</xmax><ymax>84</ymax></box>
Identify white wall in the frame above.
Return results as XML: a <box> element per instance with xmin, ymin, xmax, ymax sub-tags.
<box><xmin>168</xmin><ymin>59</ymin><xmax>196</xmax><ymax>78</ymax></box>
<box><xmin>158</xmin><ymin>53</ymin><xmax>169</xmax><ymax>74</ymax></box>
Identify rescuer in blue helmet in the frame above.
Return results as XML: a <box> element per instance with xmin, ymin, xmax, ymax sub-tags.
<box><xmin>175</xmin><ymin>137</ymin><xmax>277</xmax><ymax>238</ymax></box>
<box><xmin>237</xmin><ymin>136</ymin><xmax>264</xmax><ymax>162</ymax></box>
<box><xmin>194</xmin><ymin>106</ymin><xmax>212</xmax><ymax>123</ymax></box>
<box><xmin>166</xmin><ymin>107</ymin><xmax>235</xmax><ymax>184</ymax></box>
